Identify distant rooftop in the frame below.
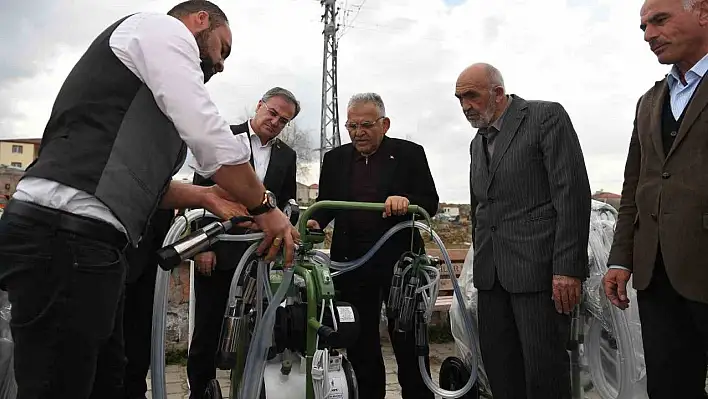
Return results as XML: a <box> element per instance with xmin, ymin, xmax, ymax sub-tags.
<box><xmin>0</xmin><ymin>138</ymin><xmax>41</xmax><ymax>145</ymax></box>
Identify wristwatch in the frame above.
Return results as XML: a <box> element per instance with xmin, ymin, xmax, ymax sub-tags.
<box><xmin>248</xmin><ymin>190</ymin><xmax>277</xmax><ymax>215</ymax></box>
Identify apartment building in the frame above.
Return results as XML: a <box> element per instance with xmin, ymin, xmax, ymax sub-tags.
<box><xmin>0</xmin><ymin>138</ymin><xmax>41</xmax><ymax>170</ymax></box>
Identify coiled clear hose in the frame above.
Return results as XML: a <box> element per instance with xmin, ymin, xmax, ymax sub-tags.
<box><xmin>312</xmin><ymin>220</ymin><xmax>479</xmax><ymax>398</ymax></box>
<box><xmin>152</xmin><ymin>212</ymin><xmax>478</xmax><ymax>398</ymax></box>
<box><xmin>237</xmin><ymin>267</ymin><xmax>294</xmax><ymax>399</ymax></box>
<box><xmin>150</xmin><ymin>210</ymin><xmax>264</xmax><ymax>399</ymax></box>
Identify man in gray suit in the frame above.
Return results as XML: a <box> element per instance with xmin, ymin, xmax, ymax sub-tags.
<box><xmin>458</xmin><ymin>63</ymin><xmax>591</xmax><ymax>399</ymax></box>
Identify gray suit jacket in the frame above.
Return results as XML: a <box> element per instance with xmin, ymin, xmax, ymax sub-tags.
<box><xmin>469</xmin><ymin>95</ymin><xmax>591</xmax><ymax>293</ymax></box>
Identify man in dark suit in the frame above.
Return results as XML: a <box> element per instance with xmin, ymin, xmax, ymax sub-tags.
<box><xmin>187</xmin><ymin>87</ymin><xmax>298</xmax><ymax>398</ymax></box>
<box><xmin>306</xmin><ymin>93</ymin><xmax>439</xmax><ymax>399</ymax></box>
<box><xmin>459</xmin><ymin>63</ymin><xmax>591</xmax><ymax>399</ymax></box>
<box><xmin>122</xmin><ymin>208</ymin><xmax>175</xmax><ymax>399</ymax></box>
<box><xmin>604</xmin><ymin>1</ymin><xmax>708</xmax><ymax>396</ymax></box>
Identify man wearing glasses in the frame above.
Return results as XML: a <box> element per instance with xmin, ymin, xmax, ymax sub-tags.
<box><xmin>306</xmin><ymin>93</ymin><xmax>439</xmax><ymax>398</ymax></box>
<box><xmin>187</xmin><ymin>87</ymin><xmax>299</xmax><ymax>399</ymax></box>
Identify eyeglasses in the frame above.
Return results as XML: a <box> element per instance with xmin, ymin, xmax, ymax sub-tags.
<box><xmin>345</xmin><ymin>116</ymin><xmax>384</xmax><ymax>132</ymax></box>
<box><xmin>261</xmin><ymin>101</ymin><xmax>291</xmax><ymax>126</ymax></box>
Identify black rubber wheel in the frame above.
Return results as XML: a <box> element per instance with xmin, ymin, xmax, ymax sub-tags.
<box><xmin>439</xmin><ymin>356</ymin><xmax>480</xmax><ymax>399</ymax></box>
<box><xmin>203</xmin><ymin>379</ymin><xmax>223</xmax><ymax>399</ymax></box>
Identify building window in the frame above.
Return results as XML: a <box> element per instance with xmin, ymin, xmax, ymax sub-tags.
<box><xmin>11</xmin><ymin>145</ymin><xmax>22</xmax><ymax>154</ymax></box>
<box><xmin>10</xmin><ymin>162</ymin><xmax>22</xmax><ymax>168</ymax></box>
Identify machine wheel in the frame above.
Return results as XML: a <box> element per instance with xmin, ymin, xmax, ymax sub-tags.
<box><xmin>203</xmin><ymin>379</ymin><xmax>223</xmax><ymax>399</ymax></box>
<box><xmin>439</xmin><ymin>356</ymin><xmax>480</xmax><ymax>399</ymax></box>
<box><xmin>343</xmin><ymin>356</ymin><xmax>358</xmax><ymax>399</ymax></box>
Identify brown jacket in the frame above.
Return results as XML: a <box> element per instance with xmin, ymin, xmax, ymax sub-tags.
<box><xmin>608</xmin><ymin>76</ymin><xmax>708</xmax><ymax>304</ymax></box>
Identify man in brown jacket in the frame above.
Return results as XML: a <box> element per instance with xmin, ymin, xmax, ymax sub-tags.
<box><xmin>604</xmin><ymin>0</ymin><xmax>708</xmax><ymax>397</ymax></box>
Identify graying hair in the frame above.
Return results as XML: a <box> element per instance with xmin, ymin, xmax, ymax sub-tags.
<box><xmin>262</xmin><ymin>87</ymin><xmax>301</xmax><ymax>118</ymax></box>
<box><xmin>347</xmin><ymin>92</ymin><xmax>386</xmax><ymax>117</ymax></box>
<box><xmin>684</xmin><ymin>0</ymin><xmax>698</xmax><ymax>10</ymax></box>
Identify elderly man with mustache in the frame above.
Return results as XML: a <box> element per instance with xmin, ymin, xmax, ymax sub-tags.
<box><xmin>458</xmin><ymin>63</ymin><xmax>591</xmax><ymax>399</ymax></box>
<box><xmin>604</xmin><ymin>0</ymin><xmax>708</xmax><ymax>397</ymax></box>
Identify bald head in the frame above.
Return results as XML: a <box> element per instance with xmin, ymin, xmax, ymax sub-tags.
<box><xmin>457</xmin><ymin>63</ymin><xmax>505</xmax><ymax>91</ymax></box>
<box><xmin>455</xmin><ymin>63</ymin><xmax>508</xmax><ymax>129</ymax></box>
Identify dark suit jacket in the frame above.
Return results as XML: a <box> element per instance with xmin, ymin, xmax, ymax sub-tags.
<box><xmin>608</xmin><ymin>77</ymin><xmax>708</xmax><ymax>304</ymax></box>
<box><xmin>192</xmin><ymin>121</ymin><xmax>297</xmax><ymax>270</ymax></box>
<box><xmin>312</xmin><ymin>137</ymin><xmax>439</xmax><ymax>280</ymax></box>
<box><xmin>469</xmin><ymin>95</ymin><xmax>591</xmax><ymax>293</ymax></box>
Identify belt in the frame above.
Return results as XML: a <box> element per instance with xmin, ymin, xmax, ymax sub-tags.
<box><xmin>4</xmin><ymin>200</ymin><xmax>127</xmax><ymax>249</ymax></box>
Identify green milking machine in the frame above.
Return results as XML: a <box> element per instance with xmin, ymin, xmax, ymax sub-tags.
<box><xmin>151</xmin><ymin>200</ymin><xmax>479</xmax><ymax>399</ymax></box>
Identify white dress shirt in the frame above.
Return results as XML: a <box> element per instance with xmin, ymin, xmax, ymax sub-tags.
<box><xmin>667</xmin><ymin>52</ymin><xmax>708</xmax><ymax>119</ymax></box>
<box><xmin>14</xmin><ymin>13</ymin><xmax>251</xmax><ymax>234</ymax></box>
<box><xmin>247</xmin><ymin>120</ymin><xmax>275</xmax><ymax>183</ymax></box>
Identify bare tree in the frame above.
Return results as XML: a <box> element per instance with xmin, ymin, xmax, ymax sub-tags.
<box><xmin>278</xmin><ymin>121</ymin><xmax>315</xmax><ymax>180</ymax></box>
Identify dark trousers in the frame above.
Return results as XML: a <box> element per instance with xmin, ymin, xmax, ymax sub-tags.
<box><xmin>637</xmin><ymin>253</ymin><xmax>708</xmax><ymax>399</ymax></box>
<box><xmin>478</xmin><ymin>278</ymin><xmax>571</xmax><ymax>399</ymax></box>
<box><xmin>336</xmin><ymin>269</ymin><xmax>434</xmax><ymax>399</ymax></box>
<box><xmin>123</xmin><ymin>262</ymin><xmax>158</xmax><ymax>399</ymax></box>
<box><xmin>0</xmin><ymin>209</ymin><xmax>127</xmax><ymax>399</ymax></box>
<box><xmin>187</xmin><ymin>267</ymin><xmax>236</xmax><ymax>399</ymax></box>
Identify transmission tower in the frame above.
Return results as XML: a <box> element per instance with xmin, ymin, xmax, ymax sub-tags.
<box><xmin>319</xmin><ymin>0</ymin><xmax>341</xmax><ymax>168</ymax></box>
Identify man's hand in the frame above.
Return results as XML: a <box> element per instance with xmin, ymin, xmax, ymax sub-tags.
<box><xmin>552</xmin><ymin>275</ymin><xmax>581</xmax><ymax>314</ymax></box>
<box><xmin>202</xmin><ymin>187</ymin><xmax>256</xmax><ymax>228</ymax></box>
<box><xmin>383</xmin><ymin>196</ymin><xmax>410</xmax><ymax>218</ymax></box>
<box><xmin>307</xmin><ymin>220</ymin><xmax>321</xmax><ymax>230</ymax></box>
<box><xmin>252</xmin><ymin>209</ymin><xmax>301</xmax><ymax>267</ymax></box>
<box><xmin>603</xmin><ymin>268</ymin><xmax>632</xmax><ymax>310</ymax></box>
<box><xmin>195</xmin><ymin>251</ymin><xmax>216</xmax><ymax>276</ymax></box>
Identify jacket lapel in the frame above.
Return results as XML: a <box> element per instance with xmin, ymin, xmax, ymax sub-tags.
<box><xmin>263</xmin><ymin>139</ymin><xmax>283</xmax><ymax>189</ymax></box>
<box><xmin>667</xmin><ymin>75</ymin><xmax>708</xmax><ymax>159</ymax></box>
<box><xmin>488</xmin><ymin>97</ymin><xmax>526</xmax><ymax>187</ymax></box>
<box><xmin>649</xmin><ymin>81</ymin><xmax>668</xmax><ymax>159</ymax></box>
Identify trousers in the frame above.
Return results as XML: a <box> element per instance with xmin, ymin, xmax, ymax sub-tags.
<box><xmin>0</xmin><ymin>205</ymin><xmax>128</xmax><ymax>399</ymax></box>
<box><xmin>637</xmin><ymin>253</ymin><xmax>708</xmax><ymax>399</ymax></box>
<box><xmin>335</xmin><ymin>267</ymin><xmax>434</xmax><ymax>399</ymax></box>
<box><xmin>478</xmin><ymin>278</ymin><xmax>571</xmax><ymax>399</ymax></box>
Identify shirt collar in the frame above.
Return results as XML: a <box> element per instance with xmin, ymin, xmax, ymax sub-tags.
<box><xmin>668</xmin><ymin>52</ymin><xmax>708</xmax><ymax>89</ymax></box>
<box><xmin>248</xmin><ymin>119</ymin><xmax>276</xmax><ymax>147</ymax></box>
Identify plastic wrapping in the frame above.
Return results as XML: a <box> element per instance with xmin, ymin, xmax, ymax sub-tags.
<box><xmin>448</xmin><ymin>200</ymin><xmax>648</xmax><ymax>399</ymax></box>
<box><xmin>448</xmin><ymin>247</ymin><xmax>492</xmax><ymax>396</ymax></box>
<box><xmin>0</xmin><ymin>290</ymin><xmax>16</xmax><ymax>399</ymax></box>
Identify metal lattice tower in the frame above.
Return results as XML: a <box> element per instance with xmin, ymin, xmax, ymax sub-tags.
<box><xmin>319</xmin><ymin>0</ymin><xmax>341</xmax><ymax>168</ymax></box>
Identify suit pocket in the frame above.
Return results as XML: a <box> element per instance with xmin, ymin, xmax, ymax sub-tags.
<box><xmin>527</xmin><ymin>208</ymin><xmax>557</xmax><ymax>222</ymax></box>
<box><xmin>702</xmin><ymin>213</ymin><xmax>708</xmax><ymax>230</ymax></box>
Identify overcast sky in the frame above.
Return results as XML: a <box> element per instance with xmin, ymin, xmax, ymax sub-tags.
<box><xmin>0</xmin><ymin>0</ymin><xmax>667</xmax><ymax>203</ymax></box>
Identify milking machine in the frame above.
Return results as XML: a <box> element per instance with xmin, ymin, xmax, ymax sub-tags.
<box><xmin>448</xmin><ymin>200</ymin><xmax>650</xmax><ymax>399</ymax></box>
<box><xmin>150</xmin><ymin>200</ymin><xmax>480</xmax><ymax>399</ymax></box>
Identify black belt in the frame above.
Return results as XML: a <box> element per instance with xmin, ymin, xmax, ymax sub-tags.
<box><xmin>4</xmin><ymin>200</ymin><xmax>127</xmax><ymax>249</ymax></box>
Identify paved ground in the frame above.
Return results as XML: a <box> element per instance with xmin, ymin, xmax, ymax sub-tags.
<box><xmin>146</xmin><ymin>340</ymin><xmax>604</xmax><ymax>399</ymax></box>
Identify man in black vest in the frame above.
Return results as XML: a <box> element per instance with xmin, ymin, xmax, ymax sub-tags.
<box><xmin>187</xmin><ymin>87</ymin><xmax>298</xmax><ymax>398</ymax></box>
<box><xmin>605</xmin><ymin>0</ymin><xmax>708</xmax><ymax>397</ymax></box>
<box><xmin>0</xmin><ymin>2</ymin><xmax>298</xmax><ymax>398</ymax></box>
<box><xmin>306</xmin><ymin>93</ymin><xmax>439</xmax><ymax>399</ymax></box>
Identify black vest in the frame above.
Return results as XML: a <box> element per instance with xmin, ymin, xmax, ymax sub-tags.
<box><xmin>24</xmin><ymin>14</ymin><xmax>188</xmax><ymax>246</ymax></box>
<box><xmin>661</xmin><ymin>91</ymin><xmax>686</xmax><ymax>156</ymax></box>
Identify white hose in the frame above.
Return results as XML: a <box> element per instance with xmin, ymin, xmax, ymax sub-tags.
<box><xmin>238</xmin><ymin>267</ymin><xmax>295</xmax><ymax>399</ymax></box>
<box><xmin>151</xmin><ymin>211</ymin><xmax>479</xmax><ymax>399</ymax></box>
<box><xmin>322</xmin><ymin>219</ymin><xmax>479</xmax><ymax>398</ymax></box>
<box><xmin>150</xmin><ymin>209</ymin><xmax>264</xmax><ymax>399</ymax></box>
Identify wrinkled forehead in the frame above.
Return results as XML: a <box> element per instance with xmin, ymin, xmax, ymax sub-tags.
<box><xmin>640</xmin><ymin>0</ymin><xmax>676</xmax><ymax>24</ymax></box>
